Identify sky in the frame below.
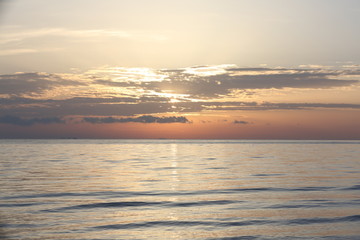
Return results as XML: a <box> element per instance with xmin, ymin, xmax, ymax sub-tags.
<box><xmin>0</xmin><ymin>0</ymin><xmax>360</xmax><ymax>139</ymax></box>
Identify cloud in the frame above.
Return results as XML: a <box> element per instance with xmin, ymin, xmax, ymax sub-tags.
<box><xmin>0</xmin><ymin>115</ymin><xmax>65</xmax><ymax>126</ymax></box>
<box><xmin>261</xmin><ymin>102</ymin><xmax>360</xmax><ymax>110</ymax></box>
<box><xmin>93</xmin><ymin>66</ymin><xmax>359</xmax><ymax>99</ymax></box>
<box><xmin>233</xmin><ymin>120</ymin><xmax>250</xmax><ymax>124</ymax></box>
<box><xmin>0</xmin><ymin>114</ymin><xmax>190</xmax><ymax>126</ymax></box>
<box><xmin>227</xmin><ymin>67</ymin><xmax>289</xmax><ymax>71</ymax></box>
<box><xmin>0</xmin><ymin>100</ymin><xmax>178</xmax><ymax>117</ymax></box>
<box><xmin>2</xmin><ymin>96</ymin><xmax>360</xmax><ymax>119</ymax></box>
<box><xmin>0</xmin><ymin>27</ymin><xmax>167</xmax><ymax>45</ymax></box>
<box><xmin>1</xmin><ymin>66</ymin><xmax>358</xmax><ymax>100</ymax></box>
<box><xmin>0</xmin><ymin>48</ymin><xmax>38</xmax><ymax>56</ymax></box>
<box><xmin>1</xmin><ymin>65</ymin><xmax>359</xmax><ymax>120</ymax></box>
<box><xmin>139</xmin><ymin>72</ymin><xmax>358</xmax><ymax>98</ymax></box>
<box><xmin>82</xmin><ymin>115</ymin><xmax>190</xmax><ymax>124</ymax></box>
<box><xmin>0</xmin><ymin>96</ymin><xmax>172</xmax><ymax>106</ymax></box>
<box><xmin>0</xmin><ymin>72</ymin><xmax>86</xmax><ymax>95</ymax></box>
<box><xmin>203</xmin><ymin>102</ymin><xmax>360</xmax><ymax>111</ymax></box>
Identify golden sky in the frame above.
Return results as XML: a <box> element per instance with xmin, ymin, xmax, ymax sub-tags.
<box><xmin>0</xmin><ymin>0</ymin><xmax>360</xmax><ymax>139</ymax></box>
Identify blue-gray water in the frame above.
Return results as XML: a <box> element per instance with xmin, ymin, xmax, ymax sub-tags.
<box><xmin>0</xmin><ymin>140</ymin><xmax>359</xmax><ymax>240</ymax></box>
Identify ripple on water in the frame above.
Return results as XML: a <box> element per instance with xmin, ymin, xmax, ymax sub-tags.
<box><xmin>1</xmin><ymin>140</ymin><xmax>360</xmax><ymax>239</ymax></box>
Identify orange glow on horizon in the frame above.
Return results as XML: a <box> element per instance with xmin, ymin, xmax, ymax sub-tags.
<box><xmin>1</xmin><ymin>109</ymin><xmax>359</xmax><ymax>139</ymax></box>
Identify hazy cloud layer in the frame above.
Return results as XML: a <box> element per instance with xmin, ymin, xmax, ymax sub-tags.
<box><xmin>0</xmin><ymin>72</ymin><xmax>86</xmax><ymax>95</ymax></box>
<box><xmin>0</xmin><ymin>115</ymin><xmax>65</xmax><ymax>126</ymax></box>
<box><xmin>2</xmin><ymin>96</ymin><xmax>360</xmax><ymax>119</ymax></box>
<box><xmin>83</xmin><ymin>115</ymin><xmax>190</xmax><ymax>124</ymax></box>
<box><xmin>0</xmin><ymin>27</ymin><xmax>168</xmax><ymax>59</ymax></box>
<box><xmin>0</xmin><ymin>115</ymin><xmax>190</xmax><ymax>126</ymax></box>
<box><xmin>201</xmin><ymin>102</ymin><xmax>360</xmax><ymax>111</ymax></box>
<box><xmin>233</xmin><ymin>120</ymin><xmax>250</xmax><ymax>124</ymax></box>
<box><xmin>0</xmin><ymin>27</ymin><xmax>167</xmax><ymax>45</ymax></box>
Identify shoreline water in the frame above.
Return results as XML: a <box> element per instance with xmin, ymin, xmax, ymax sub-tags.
<box><xmin>1</xmin><ymin>140</ymin><xmax>359</xmax><ymax>239</ymax></box>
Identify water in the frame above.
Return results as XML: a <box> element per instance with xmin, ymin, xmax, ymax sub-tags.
<box><xmin>0</xmin><ymin>140</ymin><xmax>359</xmax><ymax>240</ymax></box>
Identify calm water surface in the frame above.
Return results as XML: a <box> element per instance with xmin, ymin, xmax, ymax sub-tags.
<box><xmin>0</xmin><ymin>140</ymin><xmax>359</xmax><ymax>239</ymax></box>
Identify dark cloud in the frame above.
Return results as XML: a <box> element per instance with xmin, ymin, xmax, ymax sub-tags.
<box><xmin>1</xmin><ymin>67</ymin><xmax>359</xmax><ymax>121</ymax></box>
<box><xmin>0</xmin><ymin>115</ymin><xmax>65</xmax><ymax>126</ymax></box>
<box><xmin>94</xmin><ymin>69</ymin><xmax>358</xmax><ymax>99</ymax></box>
<box><xmin>227</xmin><ymin>67</ymin><xmax>283</xmax><ymax>71</ymax></box>
<box><xmin>83</xmin><ymin>115</ymin><xmax>190</xmax><ymax>124</ymax></box>
<box><xmin>261</xmin><ymin>102</ymin><xmax>360</xmax><ymax>110</ymax></box>
<box><xmin>227</xmin><ymin>67</ymin><xmax>325</xmax><ymax>72</ymax></box>
<box><xmin>1</xmin><ymin>67</ymin><xmax>358</xmax><ymax>101</ymax></box>
<box><xmin>0</xmin><ymin>72</ymin><xmax>86</xmax><ymax>95</ymax></box>
<box><xmin>205</xmin><ymin>102</ymin><xmax>360</xmax><ymax>111</ymax></box>
<box><xmin>233</xmin><ymin>120</ymin><xmax>250</xmax><ymax>124</ymax></box>
<box><xmin>0</xmin><ymin>96</ymin><xmax>171</xmax><ymax>106</ymax></box>
<box><xmin>0</xmin><ymin>114</ymin><xmax>189</xmax><ymax>127</ymax></box>
<box><xmin>160</xmin><ymin>69</ymin><xmax>185</xmax><ymax>73</ymax></box>
<box><xmin>344</xmin><ymin>70</ymin><xmax>360</xmax><ymax>75</ymax></box>
<box><xmin>59</xmin><ymin>96</ymin><xmax>137</xmax><ymax>104</ymax></box>
<box><xmin>0</xmin><ymin>100</ymin><xmax>177</xmax><ymax>117</ymax></box>
<box><xmin>2</xmin><ymin>96</ymin><xmax>360</xmax><ymax>119</ymax></box>
<box><xmin>188</xmin><ymin>65</ymin><xmax>209</xmax><ymax>69</ymax></box>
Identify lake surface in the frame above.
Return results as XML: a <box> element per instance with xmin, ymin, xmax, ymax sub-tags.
<box><xmin>0</xmin><ymin>140</ymin><xmax>359</xmax><ymax>239</ymax></box>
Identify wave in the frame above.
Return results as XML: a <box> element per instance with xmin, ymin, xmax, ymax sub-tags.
<box><xmin>45</xmin><ymin>200</ymin><xmax>237</xmax><ymax>212</ymax></box>
<box><xmin>209</xmin><ymin>236</ymin><xmax>360</xmax><ymax>240</ymax></box>
<box><xmin>3</xmin><ymin>185</ymin><xmax>347</xmax><ymax>200</ymax></box>
<box><xmin>93</xmin><ymin>215</ymin><xmax>360</xmax><ymax>230</ymax></box>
